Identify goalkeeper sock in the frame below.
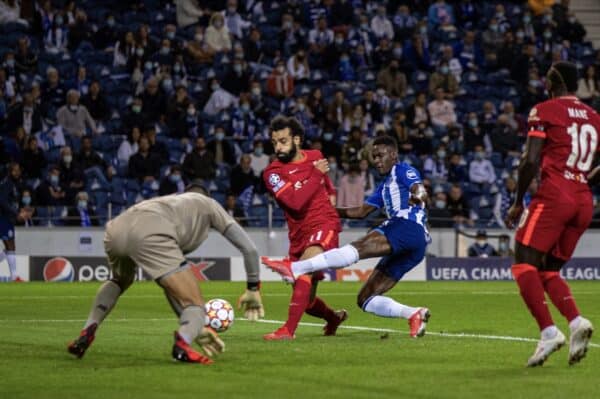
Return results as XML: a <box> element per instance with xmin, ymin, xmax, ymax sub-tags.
<box><xmin>177</xmin><ymin>305</ymin><xmax>206</xmax><ymax>344</ymax></box>
<box><xmin>6</xmin><ymin>251</ymin><xmax>17</xmax><ymax>280</ymax></box>
<box><xmin>305</xmin><ymin>296</ymin><xmax>337</xmax><ymax>323</ymax></box>
<box><xmin>362</xmin><ymin>295</ymin><xmax>417</xmax><ymax>319</ymax></box>
<box><xmin>84</xmin><ymin>280</ymin><xmax>122</xmax><ymax>329</ymax></box>
<box><xmin>292</xmin><ymin>245</ymin><xmax>359</xmax><ymax>277</ymax></box>
<box><xmin>283</xmin><ymin>275</ymin><xmax>312</xmax><ymax>334</ymax></box>
<box><xmin>538</xmin><ymin>271</ymin><xmax>580</xmax><ymax>323</ymax></box>
<box><xmin>512</xmin><ymin>263</ymin><xmax>554</xmax><ymax>331</ymax></box>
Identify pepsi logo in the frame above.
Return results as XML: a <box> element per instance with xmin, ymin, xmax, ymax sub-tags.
<box><xmin>43</xmin><ymin>257</ymin><xmax>75</xmax><ymax>282</ymax></box>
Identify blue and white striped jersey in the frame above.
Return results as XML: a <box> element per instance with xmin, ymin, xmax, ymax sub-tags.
<box><xmin>365</xmin><ymin>162</ymin><xmax>427</xmax><ymax>227</ymax></box>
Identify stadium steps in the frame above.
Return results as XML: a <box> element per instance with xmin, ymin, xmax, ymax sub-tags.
<box><xmin>571</xmin><ymin>0</ymin><xmax>600</xmax><ymax>48</ymax></box>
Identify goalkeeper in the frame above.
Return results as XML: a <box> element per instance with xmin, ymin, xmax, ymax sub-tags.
<box><xmin>67</xmin><ymin>182</ymin><xmax>264</xmax><ymax>364</ymax></box>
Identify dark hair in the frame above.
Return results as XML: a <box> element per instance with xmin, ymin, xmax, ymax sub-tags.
<box><xmin>269</xmin><ymin>115</ymin><xmax>304</xmax><ymax>140</ymax></box>
<box><xmin>185</xmin><ymin>179</ymin><xmax>209</xmax><ymax>195</ymax></box>
<box><xmin>549</xmin><ymin>61</ymin><xmax>578</xmax><ymax>93</ymax></box>
<box><xmin>373</xmin><ymin>135</ymin><xmax>398</xmax><ymax>150</ymax></box>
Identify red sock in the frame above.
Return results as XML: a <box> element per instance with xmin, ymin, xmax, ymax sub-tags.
<box><xmin>539</xmin><ymin>271</ymin><xmax>580</xmax><ymax>322</ymax></box>
<box><xmin>305</xmin><ymin>296</ymin><xmax>337</xmax><ymax>323</ymax></box>
<box><xmin>512</xmin><ymin>263</ymin><xmax>554</xmax><ymax>331</ymax></box>
<box><xmin>283</xmin><ymin>276</ymin><xmax>312</xmax><ymax>334</ymax></box>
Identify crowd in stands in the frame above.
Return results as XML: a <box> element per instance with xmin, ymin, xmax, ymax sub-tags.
<box><xmin>1</xmin><ymin>0</ymin><xmax>600</xmax><ymax>229</ymax></box>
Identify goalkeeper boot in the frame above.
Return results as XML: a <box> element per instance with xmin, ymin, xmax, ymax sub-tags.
<box><xmin>172</xmin><ymin>332</ymin><xmax>213</xmax><ymax>365</ymax></box>
<box><xmin>324</xmin><ymin>309</ymin><xmax>348</xmax><ymax>336</ymax></box>
<box><xmin>408</xmin><ymin>308</ymin><xmax>430</xmax><ymax>338</ymax></box>
<box><xmin>263</xmin><ymin>326</ymin><xmax>296</xmax><ymax>340</ymax></box>
<box><xmin>527</xmin><ymin>329</ymin><xmax>566</xmax><ymax>367</ymax></box>
<box><xmin>569</xmin><ymin>317</ymin><xmax>594</xmax><ymax>366</ymax></box>
<box><xmin>67</xmin><ymin>323</ymin><xmax>97</xmax><ymax>358</ymax></box>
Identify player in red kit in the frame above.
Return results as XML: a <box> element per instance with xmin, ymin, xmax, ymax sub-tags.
<box><xmin>262</xmin><ymin>115</ymin><xmax>347</xmax><ymax>340</ymax></box>
<box><xmin>505</xmin><ymin>62</ymin><xmax>595</xmax><ymax>367</ymax></box>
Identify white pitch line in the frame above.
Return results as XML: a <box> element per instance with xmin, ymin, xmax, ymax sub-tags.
<box><xmin>0</xmin><ymin>316</ymin><xmax>597</xmax><ymax>348</ymax></box>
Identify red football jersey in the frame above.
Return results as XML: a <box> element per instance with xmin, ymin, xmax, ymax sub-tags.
<box><xmin>263</xmin><ymin>149</ymin><xmax>341</xmax><ymax>248</ymax></box>
<box><xmin>527</xmin><ymin>96</ymin><xmax>600</xmax><ymax>196</ymax></box>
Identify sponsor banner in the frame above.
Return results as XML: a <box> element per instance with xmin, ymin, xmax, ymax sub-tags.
<box><xmin>426</xmin><ymin>258</ymin><xmax>600</xmax><ymax>281</ymax></box>
<box><xmin>230</xmin><ymin>257</ymin><xmax>426</xmax><ymax>282</ymax></box>
<box><xmin>0</xmin><ymin>255</ymin><xmax>30</xmax><ymax>281</ymax></box>
<box><xmin>29</xmin><ymin>256</ymin><xmax>230</xmax><ymax>282</ymax></box>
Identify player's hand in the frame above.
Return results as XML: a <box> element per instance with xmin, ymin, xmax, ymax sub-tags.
<box><xmin>313</xmin><ymin>159</ymin><xmax>329</xmax><ymax>174</ymax></box>
<box><xmin>237</xmin><ymin>289</ymin><xmax>265</xmax><ymax>321</ymax></box>
<box><xmin>504</xmin><ymin>203</ymin><xmax>524</xmax><ymax>229</ymax></box>
<box><xmin>195</xmin><ymin>327</ymin><xmax>225</xmax><ymax>358</ymax></box>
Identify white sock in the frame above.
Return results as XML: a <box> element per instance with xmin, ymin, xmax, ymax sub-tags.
<box><xmin>362</xmin><ymin>295</ymin><xmax>418</xmax><ymax>319</ymax></box>
<box><xmin>541</xmin><ymin>325</ymin><xmax>558</xmax><ymax>340</ymax></box>
<box><xmin>6</xmin><ymin>251</ymin><xmax>17</xmax><ymax>280</ymax></box>
<box><xmin>569</xmin><ymin>316</ymin><xmax>582</xmax><ymax>332</ymax></box>
<box><xmin>291</xmin><ymin>245</ymin><xmax>359</xmax><ymax>277</ymax></box>
<box><xmin>0</xmin><ymin>251</ymin><xmax>6</xmax><ymax>264</ymax></box>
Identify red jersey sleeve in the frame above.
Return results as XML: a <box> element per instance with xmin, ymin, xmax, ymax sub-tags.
<box><xmin>324</xmin><ymin>173</ymin><xmax>336</xmax><ymax>196</ymax></box>
<box><xmin>527</xmin><ymin>102</ymin><xmax>551</xmax><ymax>139</ymax></box>
<box><xmin>263</xmin><ymin>166</ymin><xmax>325</xmax><ymax>212</ymax></box>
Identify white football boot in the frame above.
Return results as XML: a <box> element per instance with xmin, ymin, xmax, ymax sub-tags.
<box><xmin>527</xmin><ymin>329</ymin><xmax>566</xmax><ymax>367</ymax></box>
<box><xmin>568</xmin><ymin>317</ymin><xmax>594</xmax><ymax>366</ymax></box>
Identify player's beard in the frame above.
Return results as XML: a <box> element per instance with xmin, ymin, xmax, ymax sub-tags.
<box><xmin>276</xmin><ymin>142</ymin><xmax>297</xmax><ymax>163</ymax></box>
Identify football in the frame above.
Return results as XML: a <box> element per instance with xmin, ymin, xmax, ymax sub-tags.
<box><xmin>204</xmin><ymin>298</ymin><xmax>235</xmax><ymax>332</ymax></box>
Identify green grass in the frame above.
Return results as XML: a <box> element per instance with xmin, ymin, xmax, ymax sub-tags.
<box><xmin>0</xmin><ymin>281</ymin><xmax>598</xmax><ymax>399</ymax></box>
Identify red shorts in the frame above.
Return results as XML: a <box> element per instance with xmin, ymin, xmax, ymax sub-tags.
<box><xmin>289</xmin><ymin>225</ymin><xmax>340</xmax><ymax>261</ymax></box>
<box><xmin>515</xmin><ymin>192</ymin><xmax>593</xmax><ymax>260</ymax></box>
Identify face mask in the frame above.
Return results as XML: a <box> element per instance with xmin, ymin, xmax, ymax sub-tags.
<box><xmin>144</xmin><ymin>61</ymin><xmax>153</xmax><ymax>71</ymax></box>
<box><xmin>169</xmin><ymin>174</ymin><xmax>181</xmax><ymax>183</ymax></box>
<box><xmin>323</xmin><ymin>132</ymin><xmax>333</xmax><ymax>141</ymax></box>
<box><xmin>166</xmin><ymin>31</ymin><xmax>175</xmax><ymax>40</ymax></box>
<box><xmin>329</xmin><ymin>163</ymin><xmax>337</xmax><ymax>171</ymax></box>
<box><xmin>136</xmin><ymin>48</ymin><xmax>144</xmax><ymax>57</ymax></box>
<box><xmin>476</xmin><ymin>239</ymin><xmax>486</xmax><ymax>246</ymax></box>
<box><xmin>163</xmin><ymin>79</ymin><xmax>173</xmax><ymax>90</ymax></box>
<box><xmin>254</xmin><ymin>148</ymin><xmax>263</xmax><ymax>156</ymax></box>
<box><xmin>251</xmin><ymin>87</ymin><xmax>261</xmax><ymax>96</ymax></box>
<box><xmin>475</xmin><ymin>151</ymin><xmax>484</xmax><ymax>160</ymax></box>
<box><xmin>6</xmin><ymin>59</ymin><xmax>15</xmax><ymax>67</ymax></box>
<box><xmin>283</xmin><ymin>21</ymin><xmax>292</xmax><ymax>29</ymax></box>
<box><xmin>360</xmin><ymin>23</ymin><xmax>369</xmax><ymax>30</ymax></box>
<box><xmin>132</xmin><ymin>105</ymin><xmax>142</xmax><ymax>113</ymax></box>
<box><xmin>78</xmin><ymin>200</ymin><xmax>87</xmax><ymax>209</ymax></box>
<box><xmin>107</xmin><ymin>18</ymin><xmax>115</xmax><ymax>27</ymax></box>
<box><xmin>211</xmin><ymin>83</ymin><xmax>219</xmax><ymax>91</ymax></box>
<box><xmin>276</xmin><ymin>66</ymin><xmax>285</xmax><ymax>73</ymax></box>
<box><xmin>420</xmin><ymin>26</ymin><xmax>427</xmax><ymax>35</ymax></box>
<box><xmin>50</xmin><ymin>175</ymin><xmax>59</xmax><ymax>185</ymax></box>
<box><xmin>543</xmin><ymin>31</ymin><xmax>552</xmax><ymax>39</ymax></box>
<box><xmin>468</xmin><ymin>118</ymin><xmax>478</xmax><ymax>128</ymax></box>
<box><xmin>63</xmin><ymin>155</ymin><xmax>72</xmax><ymax>164</ymax></box>
<box><xmin>22</xmin><ymin>196</ymin><xmax>31</xmax><ymax>205</ymax></box>
<box><xmin>160</xmin><ymin>47</ymin><xmax>170</xmax><ymax>55</ymax></box>
<box><xmin>377</xmin><ymin>89</ymin><xmax>385</xmax><ymax>96</ymax></box>
<box><xmin>241</xmin><ymin>103</ymin><xmax>250</xmax><ymax>112</ymax></box>
<box><xmin>228</xmin><ymin>7</ymin><xmax>236</xmax><ymax>13</ymax></box>
<box><xmin>173</xmin><ymin>64</ymin><xmax>181</xmax><ymax>73</ymax></box>
<box><xmin>233</xmin><ymin>64</ymin><xmax>242</xmax><ymax>73</ymax></box>
<box><xmin>437</xmin><ymin>150</ymin><xmax>446</xmax><ymax>159</ymax></box>
<box><xmin>187</xmin><ymin>107</ymin><xmax>196</xmax><ymax>116</ymax></box>
<box><xmin>490</xmin><ymin>24</ymin><xmax>498</xmax><ymax>32</ymax></box>
<box><xmin>516</xmin><ymin>31</ymin><xmax>525</xmax><ymax>39</ymax></box>
<box><xmin>195</xmin><ymin>33</ymin><xmax>203</xmax><ymax>42</ymax></box>
<box><xmin>69</xmin><ymin>105</ymin><xmax>78</xmax><ymax>112</ymax></box>
<box><xmin>56</xmin><ymin>16</ymin><xmax>64</xmax><ymax>25</ymax></box>
<box><xmin>543</xmin><ymin>15</ymin><xmax>552</xmax><ymax>23</ymax></box>
<box><xmin>569</xmin><ymin>17</ymin><xmax>576</xmax><ymax>24</ymax></box>
<box><xmin>499</xmin><ymin>242</ymin><xmax>508</xmax><ymax>251</ymax></box>
<box><xmin>393</xmin><ymin>48</ymin><xmax>403</xmax><ymax>58</ymax></box>
<box><xmin>335</xmin><ymin>38</ymin><xmax>344</xmax><ymax>45</ymax></box>
<box><xmin>435</xmin><ymin>200</ymin><xmax>446</xmax><ymax>209</ymax></box>
<box><xmin>215</xmin><ymin>132</ymin><xmax>225</xmax><ymax>141</ymax></box>
<box><xmin>297</xmin><ymin>103</ymin><xmax>305</xmax><ymax>112</ymax></box>
<box><xmin>523</xmin><ymin>15</ymin><xmax>531</xmax><ymax>24</ymax></box>
<box><xmin>496</xmin><ymin>12</ymin><xmax>504</xmax><ymax>19</ymax></box>
<box><xmin>440</xmin><ymin>66</ymin><xmax>449</xmax><ymax>75</ymax></box>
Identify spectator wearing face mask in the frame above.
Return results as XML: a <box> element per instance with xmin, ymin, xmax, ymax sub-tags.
<box><xmin>468</xmin><ymin>145</ymin><xmax>496</xmax><ymax>187</ymax></box>
<box><xmin>35</xmin><ymin>166</ymin><xmax>66</xmax><ymax>206</ymax></box>
<box><xmin>429</xmin><ymin>61</ymin><xmax>458</xmax><ymax>98</ymax></box>
<box><xmin>206</xmin><ymin>126</ymin><xmax>236</xmax><ymax>166</ymax></box>
<box><xmin>230</xmin><ymin>153</ymin><xmax>257</xmax><ymax>197</ymax></box>
<box><xmin>16</xmin><ymin>188</ymin><xmax>35</xmax><ymax>226</ymax></box>
<box><xmin>222</xmin><ymin>60</ymin><xmax>250</xmax><ymax>96</ymax></box>
<box><xmin>467</xmin><ymin>230</ymin><xmax>498</xmax><ymax>257</ymax></box>
<box><xmin>496</xmin><ymin>234</ymin><xmax>514</xmax><ymax>257</ymax></box>
<box><xmin>175</xmin><ymin>0</ymin><xmax>205</xmax><ymax>28</ymax></box>
<box><xmin>232</xmin><ymin>96</ymin><xmax>260</xmax><ymax>140</ymax></box>
<box><xmin>223</xmin><ymin>0</ymin><xmax>250</xmax><ymax>40</ymax></box>
<box><xmin>159</xmin><ymin>165</ymin><xmax>185</xmax><ymax>195</ymax></box>
<box><xmin>65</xmin><ymin>191</ymin><xmax>97</xmax><ymax>227</ymax></box>
<box><xmin>202</xmin><ymin>78</ymin><xmax>237</xmax><ymax>116</ymax></box>
<box><xmin>287</xmin><ymin>49</ymin><xmax>310</xmax><ymax>81</ymax></box>
<box><xmin>371</xmin><ymin>5</ymin><xmax>394</xmax><ymax>40</ymax></box>
<box><xmin>428</xmin><ymin>191</ymin><xmax>454</xmax><ymax>227</ymax></box>
<box><xmin>58</xmin><ymin>145</ymin><xmax>85</xmax><ymax>203</ymax></box>
<box><xmin>186</xmin><ymin>26</ymin><xmax>214</xmax><ymax>64</ymax></box>
<box><xmin>377</xmin><ymin>60</ymin><xmax>407</xmax><ymax>98</ymax></box>
<box><xmin>205</xmin><ymin>13</ymin><xmax>231</xmax><ymax>53</ymax></box>
<box><xmin>6</xmin><ymin>92</ymin><xmax>43</xmax><ymax>136</ymax></box>
<box><xmin>249</xmin><ymin>140</ymin><xmax>269</xmax><ymax>176</ymax></box>
<box><xmin>267</xmin><ymin>60</ymin><xmax>294</xmax><ymax>99</ymax></box>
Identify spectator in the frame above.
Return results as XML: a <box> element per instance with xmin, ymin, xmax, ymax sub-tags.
<box><xmin>182</xmin><ymin>137</ymin><xmax>216</xmax><ymax>181</ymax></box>
<box><xmin>56</xmin><ymin>89</ymin><xmax>97</xmax><ymax>137</ymax></box>
<box><xmin>118</xmin><ymin>127</ymin><xmax>141</xmax><ymax>164</ymax></box>
<box><xmin>447</xmin><ymin>153</ymin><xmax>468</xmax><ymax>183</ymax></box>
<box><xmin>68</xmin><ymin>9</ymin><xmax>93</xmax><ymax>52</ymax></box>
<box><xmin>244</xmin><ymin>27</ymin><xmax>265</xmax><ymax>63</ymax></box>
<box><xmin>224</xmin><ymin>0</ymin><xmax>250</xmax><ymax>39</ymax></box>
<box><xmin>15</xmin><ymin>188</ymin><xmax>35</xmax><ymax>226</ymax></box>
<box><xmin>143</xmin><ymin>126</ymin><xmax>169</xmax><ymax>165</ymax></box>
<box><xmin>481</xmin><ymin>17</ymin><xmax>504</xmax><ymax>66</ymax></box>
<box><xmin>428</xmin><ymin>61</ymin><xmax>459</xmax><ymax>97</ymax></box>
<box><xmin>287</xmin><ymin>48</ymin><xmax>310</xmax><ymax>81</ymax></box>
<box><xmin>35</xmin><ymin>166</ymin><xmax>66</xmax><ymax>206</ymax></box>
<box><xmin>511</xmin><ymin>43</ymin><xmax>539</xmax><ymax>87</ymax></box>
<box><xmin>58</xmin><ymin>146</ymin><xmax>85</xmax><ymax>203</ymax></box>
<box><xmin>81</xmin><ymin>81</ymin><xmax>110</xmax><ymax>123</ymax></box>
<box><xmin>427</xmin><ymin>88</ymin><xmax>457</xmax><ymax>130</ymax></box>
<box><xmin>267</xmin><ymin>60</ymin><xmax>294</xmax><ymax>99</ymax></box>
<box><xmin>341</xmin><ymin>127</ymin><xmax>363</xmax><ymax>165</ymax></box>
<box><xmin>205</xmin><ymin>12</ymin><xmax>231</xmax><ymax>53</ymax></box>
<box><xmin>15</xmin><ymin>36</ymin><xmax>37</xmax><ymax>75</ymax></box>
<box><xmin>327</xmin><ymin>90</ymin><xmax>352</xmax><ymax>131</ymax></box>
<box><xmin>358</xmin><ymin>159</ymin><xmax>375</xmax><ymax>198</ymax></box>
<box><xmin>392</xmin><ymin>4</ymin><xmax>418</xmax><ymax>41</ymax></box>
<box><xmin>371</xmin><ymin>4</ymin><xmax>394</xmax><ymax>40</ymax></box>
<box><xmin>128</xmin><ymin>136</ymin><xmax>161</xmax><ymax>182</ymax></box>
<box><xmin>203</xmin><ymin>78</ymin><xmax>237</xmax><ymax>116</ymax></box>
<box><xmin>140</xmin><ymin>77</ymin><xmax>167</xmax><ymax>124</ymax></box>
<box><xmin>0</xmin><ymin>0</ymin><xmax>28</xmax><ymax>25</ymax></box>
<box><xmin>492</xmin><ymin>176</ymin><xmax>517</xmax><ymax>228</ymax></box>
<box><xmin>406</xmin><ymin>92</ymin><xmax>430</xmax><ymax>128</ymax></box>
<box><xmin>308</xmin><ymin>17</ymin><xmax>334</xmax><ymax>57</ymax></box>
<box><xmin>94</xmin><ymin>13</ymin><xmax>119</xmax><ymax>51</ymax></box>
<box><xmin>338</xmin><ymin>163</ymin><xmax>365</xmax><ymax>208</ymax></box>
<box><xmin>113</xmin><ymin>31</ymin><xmax>136</xmax><ymax>67</ymax></box>
<box><xmin>440</xmin><ymin>45</ymin><xmax>462</xmax><ymax>83</ymax></box>
<box><xmin>454</xmin><ymin>30</ymin><xmax>484</xmax><ymax>71</ymax></box>
<box><xmin>21</xmin><ymin>136</ymin><xmax>47</xmax><ymax>179</ymax></box>
<box><xmin>41</xmin><ymin>66</ymin><xmax>66</xmax><ymax>118</ymax></box>
<box><xmin>455</xmin><ymin>0</ymin><xmax>479</xmax><ymax>30</ymax></box>
<box><xmin>65</xmin><ymin>191</ymin><xmax>97</xmax><ymax>227</ymax></box>
<box><xmin>428</xmin><ymin>191</ymin><xmax>454</xmax><ymax>227</ymax></box>
<box><xmin>207</xmin><ymin>125</ymin><xmax>236</xmax><ymax>166</ymax></box>
<box><xmin>249</xmin><ymin>139</ymin><xmax>269</xmax><ymax>176</ymax></box>
<box><xmin>122</xmin><ymin>97</ymin><xmax>149</xmax><ymax>133</ymax></box>
<box><xmin>222</xmin><ymin>59</ymin><xmax>251</xmax><ymax>96</ymax></box>
<box><xmin>447</xmin><ymin>183</ymin><xmax>472</xmax><ymax>226</ymax></box>
<box><xmin>403</xmin><ymin>34</ymin><xmax>431</xmax><ymax>74</ymax></box>
<box><xmin>159</xmin><ymin>165</ymin><xmax>185</xmax><ymax>195</ymax></box>
<box><xmin>496</xmin><ymin>234</ymin><xmax>514</xmax><ymax>257</ymax></box>
<box><xmin>6</xmin><ymin>92</ymin><xmax>43</xmax><ymax>135</ymax></box>
<box><xmin>427</xmin><ymin>0</ymin><xmax>454</xmax><ymax>29</ymax></box>
<box><xmin>230</xmin><ymin>154</ymin><xmax>257</xmax><ymax>196</ymax></box>
<box><xmin>423</xmin><ymin>143</ymin><xmax>448</xmax><ymax>183</ymax></box>
<box><xmin>576</xmin><ymin>65</ymin><xmax>599</xmax><ymax>106</ymax></box>
<box><xmin>468</xmin><ymin>145</ymin><xmax>496</xmax><ymax>187</ymax></box>
<box><xmin>377</xmin><ymin>59</ymin><xmax>407</xmax><ymax>98</ymax></box>
<box><xmin>559</xmin><ymin>11</ymin><xmax>586</xmax><ymax>43</ymax></box>
<box><xmin>279</xmin><ymin>12</ymin><xmax>306</xmax><ymax>57</ymax></box>
<box><xmin>489</xmin><ymin>114</ymin><xmax>521</xmax><ymax>159</ymax></box>
<box><xmin>224</xmin><ymin>193</ymin><xmax>247</xmax><ymax>226</ymax></box>
<box><xmin>467</xmin><ymin>230</ymin><xmax>498</xmax><ymax>257</ymax></box>
<box><xmin>343</xmin><ymin>104</ymin><xmax>370</xmax><ymax>134</ymax></box>
<box><xmin>44</xmin><ymin>11</ymin><xmax>69</xmax><ymax>54</ymax></box>
<box><xmin>175</xmin><ymin>0</ymin><xmax>205</xmax><ymax>28</ymax></box>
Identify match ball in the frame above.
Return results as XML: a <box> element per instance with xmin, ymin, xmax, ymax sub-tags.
<box><xmin>204</xmin><ymin>298</ymin><xmax>234</xmax><ymax>332</ymax></box>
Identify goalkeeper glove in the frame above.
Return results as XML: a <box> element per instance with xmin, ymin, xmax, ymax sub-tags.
<box><xmin>237</xmin><ymin>287</ymin><xmax>264</xmax><ymax>321</ymax></box>
<box><xmin>195</xmin><ymin>327</ymin><xmax>225</xmax><ymax>358</ymax></box>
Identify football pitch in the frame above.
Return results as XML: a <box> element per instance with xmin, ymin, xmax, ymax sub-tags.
<box><xmin>0</xmin><ymin>281</ymin><xmax>598</xmax><ymax>399</ymax></box>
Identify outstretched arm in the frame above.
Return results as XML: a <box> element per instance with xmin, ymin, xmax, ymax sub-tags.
<box><xmin>337</xmin><ymin>204</ymin><xmax>377</xmax><ymax>219</ymax></box>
